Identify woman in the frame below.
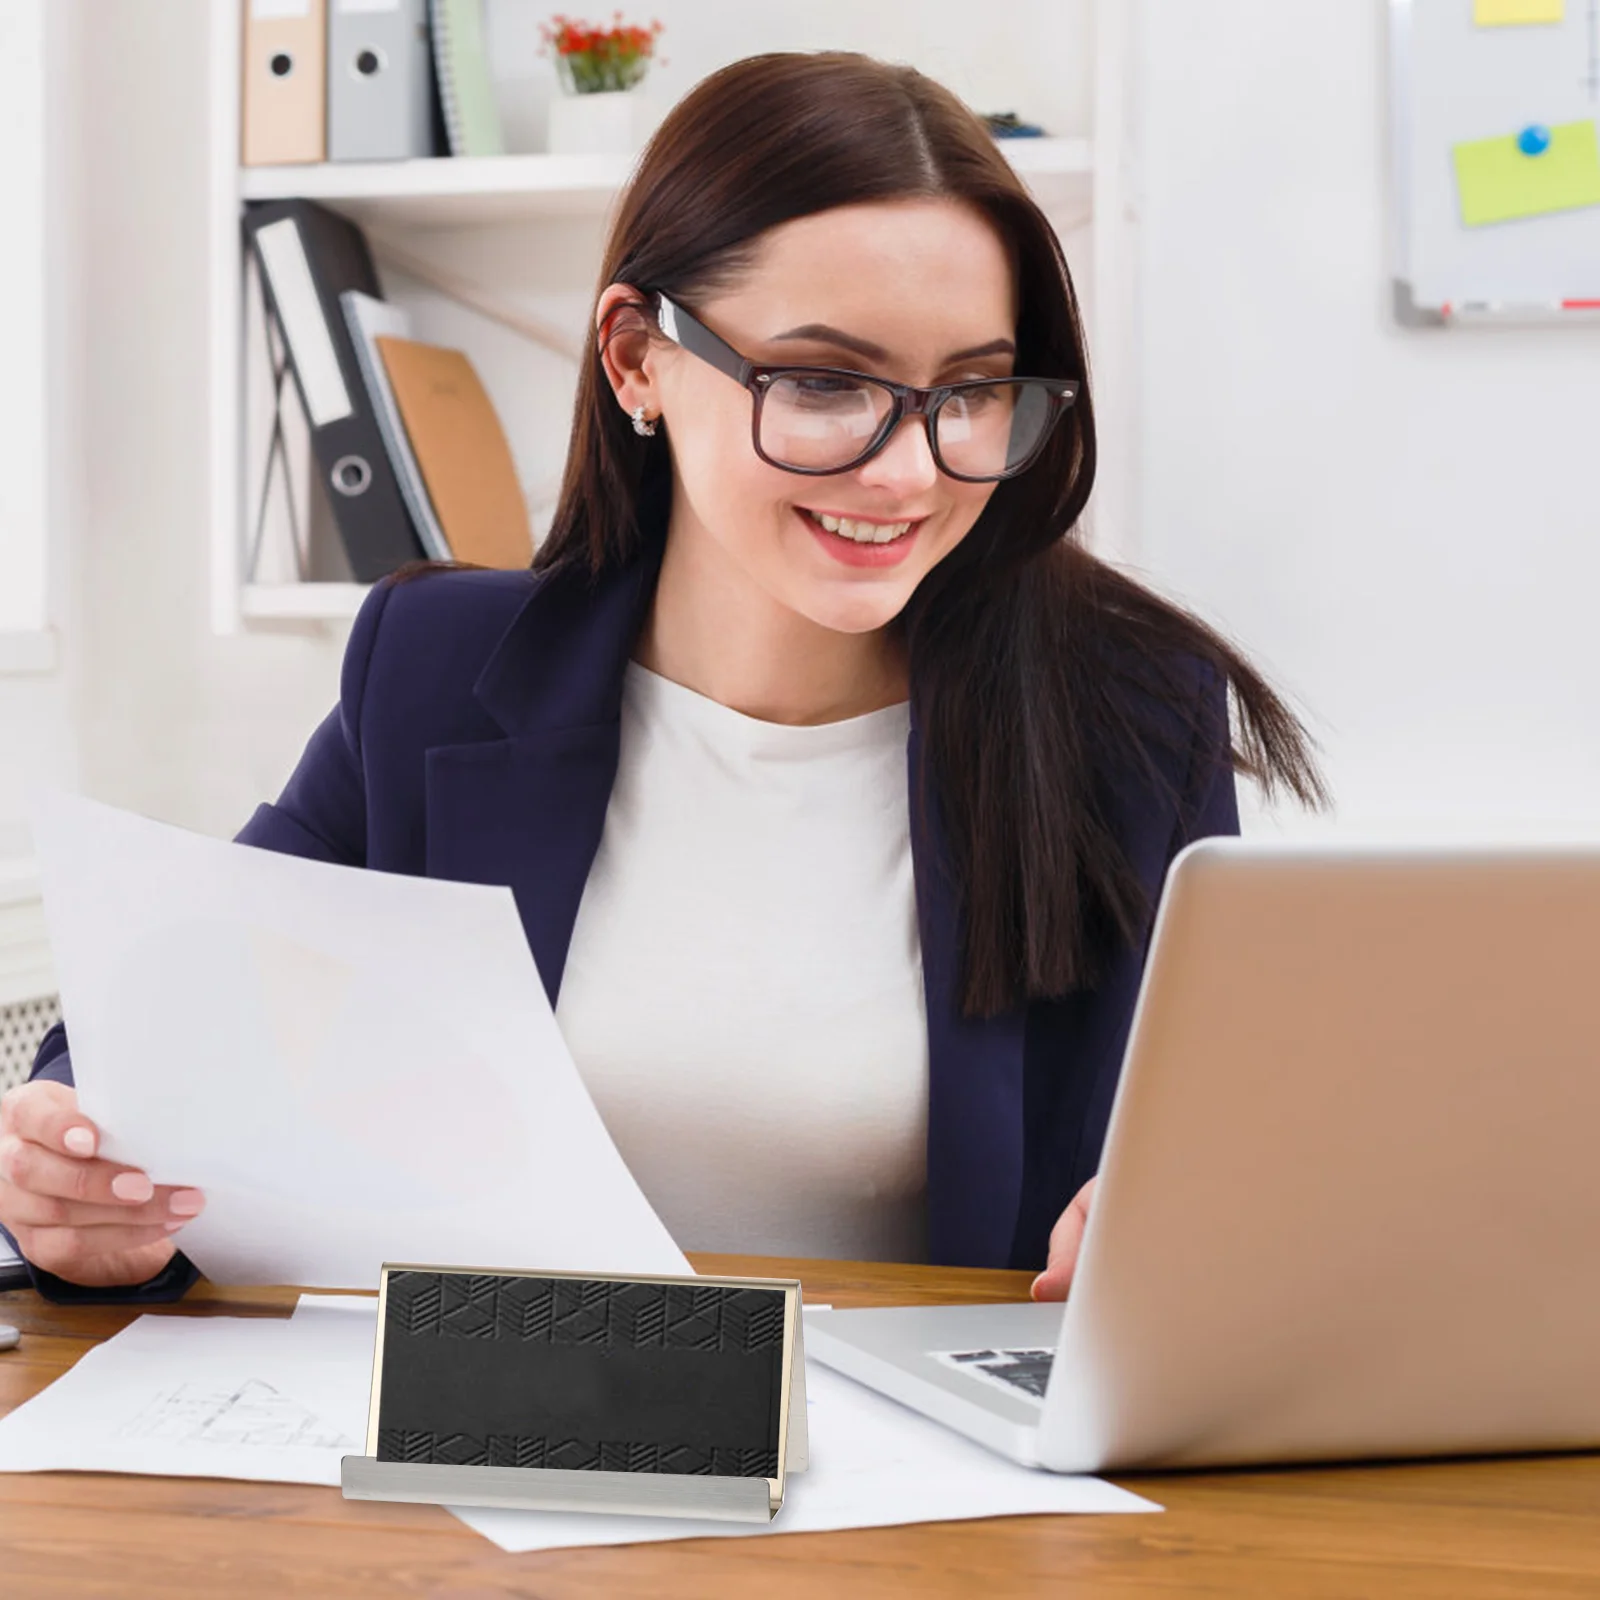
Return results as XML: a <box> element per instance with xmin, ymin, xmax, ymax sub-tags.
<box><xmin>0</xmin><ymin>52</ymin><xmax>1322</xmax><ymax>1303</ymax></box>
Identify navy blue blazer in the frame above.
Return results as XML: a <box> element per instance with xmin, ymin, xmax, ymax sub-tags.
<box><xmin>18</xmin><ymin>529</ymin><xmax>1238</xmax><ymax>1303</ymax></box>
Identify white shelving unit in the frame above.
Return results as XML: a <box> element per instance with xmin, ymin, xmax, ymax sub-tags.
<box><xmin>206</xmin><ymin>6</ymin><xmax>1129</xmax><ymax>632</ymax></box>
<box><xmin>240</xmin><ymin>151</ymin><xmax>638</xmax><ymax>225</ymax></box>
<box><xmin>240</xmin><ymin>137</ymin><xmax>1095</xmax><ymax>227</ymax></box>
<box><xmin>241</xmin><ymin>582</ymin><xmax>372</xmax><ymax>623</ymax></box>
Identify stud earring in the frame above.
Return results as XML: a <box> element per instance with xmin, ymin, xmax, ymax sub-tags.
<box><xmin>631</xmin><ymin>405</ymin><xmax>658</xmax><ymax>437</ymax></box>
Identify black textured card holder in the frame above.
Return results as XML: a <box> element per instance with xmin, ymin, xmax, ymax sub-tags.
<box><xmin>340</xmin><ymin>1264</ymin><xmax>808</xmax><ymax>1521</ymax></box>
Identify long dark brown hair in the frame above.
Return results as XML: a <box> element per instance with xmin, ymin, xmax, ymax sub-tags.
<box><xmin>440</xmin><ymin>51</ymin><xmax>1325</xmax><ymax>1016</ymax></box>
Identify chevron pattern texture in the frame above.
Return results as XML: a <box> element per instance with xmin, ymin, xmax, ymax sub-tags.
<box><xmin>385</xmin><ymin>1271</ymin><xmax>787</xmax><ymax>1354</ymax></box>
<box><xmin>376</xmin><ymin>1428</ymin><xmax>778</xmax><ymax>1477</ymax></box>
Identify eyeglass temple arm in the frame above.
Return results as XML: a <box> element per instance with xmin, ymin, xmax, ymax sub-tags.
<box><xmin>653</xmin><ymin>292</ymin><xmax>754</xmax><ymax>386</ymax></box>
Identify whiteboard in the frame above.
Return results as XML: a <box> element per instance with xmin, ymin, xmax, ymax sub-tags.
<box><xmin>1391</xmin><ymin>0</ymin><xmax>1600</xmax><ymax>318</ymax></box>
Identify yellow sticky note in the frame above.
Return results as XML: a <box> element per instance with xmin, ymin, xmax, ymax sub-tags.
<box><xmin>1453</xmin><ymin>120</ymin><xmax>1600</xmax><ymax>225</ymax></box>
<box><xmin>1475</xmin><ymin>0</ymin><xmax>1563</xmax><ymax>24</ymax></box>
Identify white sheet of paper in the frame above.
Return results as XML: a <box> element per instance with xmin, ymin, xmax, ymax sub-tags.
<box><xmin>290</xmin><ymin>1299</ymin><xmax>1160</xmax><ymax>1545</ymax></box>
<box><xmin>0</xmin><ymin>1311</ymin><xmax>376</xmax><ymax>1485</ymax></box>
<box><xmin>292</xmin><ymin>1291</ymin><xmax>380</xmax><ymax>1316</ymax></box>
<box><xmin>0</xmin><ymin>1299</ymin><xmax>1157</xmax><ymax>1541</ymax></box>
<box><xmin>29</xmin><ymin>790</ymin><xmax>689</xmax><ymax>1287</ymax></box>
<box><xmin>454</xmin><ymin>1307</ymin><xmax>1160</xmax><ymax>1550</ymax></box>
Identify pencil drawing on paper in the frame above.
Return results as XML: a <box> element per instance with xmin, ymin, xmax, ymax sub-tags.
<box><xmin>114</xmin><ymin>1378</ymin><xmax>357</xmax><ymax>1450</ymax></box>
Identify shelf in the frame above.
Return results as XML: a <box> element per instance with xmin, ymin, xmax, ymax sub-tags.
<box><xmin>237</xmin><ymin>137</ymin><xmax>1094</xmax><ymax>230</ymax></box>
<box><xmin>241</xmin><ymin>583</ymin><xmax>371</xmax><ymax>622</ymax></box>
<box><xmin>996</xmin><ymin>136</ymin><xmax>1095</xmax><ymax>213</ymax></box>
<box><xmin>240</xmin><ymin>152</ymin><xmax>639</xmax><ymax>226</ymax></box>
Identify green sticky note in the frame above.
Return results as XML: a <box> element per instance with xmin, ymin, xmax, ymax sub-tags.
<box><xmin>1474</xmin><ymin>0</ymin><xmax>1563</xmax><ymax>24</ymax></box>
<box><xmin>1453</xmin><ymin>120</ymin><xmax>1600</xmax><ymax>226</ymax></box>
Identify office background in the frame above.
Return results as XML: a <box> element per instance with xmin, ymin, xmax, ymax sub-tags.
<box><xmin>3</xmin><ymin>0</ymin><xmax>1599</xmax><ymax>1056</ymax></box>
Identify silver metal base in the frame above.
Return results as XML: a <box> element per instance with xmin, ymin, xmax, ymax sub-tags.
<box><xmin>341</xmin><ymin>1454</ymin><xmax>781</xmax><ymax>1521</ymax></box>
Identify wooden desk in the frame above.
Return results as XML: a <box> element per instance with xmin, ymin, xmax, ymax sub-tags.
<box><xmin>2</xmin><ymin>1255</ymin><xmax>1597</xmax><ymax>1598</ymax></box>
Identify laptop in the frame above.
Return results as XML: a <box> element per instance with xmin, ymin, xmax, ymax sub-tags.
<box><xmin>805</xmin><ymin>838</ymin><xmax>1600</xmax><ymax>1473</ymax></box>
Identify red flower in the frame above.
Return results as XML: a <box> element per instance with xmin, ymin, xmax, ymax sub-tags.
<box><xmin>537</xmin><ymin>12</ymin><xmax>665</xmax><ymax>88</ymax></box>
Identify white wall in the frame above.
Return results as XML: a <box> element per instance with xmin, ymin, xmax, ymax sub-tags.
<box><xmin>483</xmin><ymin>0</ymin><xmax>1095</xmax><ymax>151</ymax></box>
<box><xmin>0</xmin><ymin>0</ymin><xmax>49</xmax><ymax>638</ymax></box>
<box><xmin>67</xmin><ymin>1</ymin><xmax>351</xmax><ymax>840</ymax></box>
<box><xmin>0</xmin><ymin>0</ymin><xmax>78</xmax><ymax>865</ymax></box>
<box><xmin>3</xmin><ymin>2</ymin><xmax>346</xmax><ymax>880</ymax></box>
<box><xmin>1133</xmin><ymin>0</ymin><xmax>1600</xmax><ymax>838</ymax></box>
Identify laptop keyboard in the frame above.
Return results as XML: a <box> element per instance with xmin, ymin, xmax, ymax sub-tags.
<box><xmin>932</xmin><ymin>1346</ymin><xmax>1056</xmax><ymax>1402</ymax></box>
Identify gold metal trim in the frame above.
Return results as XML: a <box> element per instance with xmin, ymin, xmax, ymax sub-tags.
<box><xmin>362</xmin><ymin>1275</ymin><xmax>392</xmax><ymax>1458</ymax></box>
<box><xmin>363</xmin><ymin>1261</ymin><xmax>803</xmax><ymax>1507</ymax></box>
<box><xmin>770</xmin><ymin>1281</ymin><xmax>798</xmax><ymax>1510</ymax></box>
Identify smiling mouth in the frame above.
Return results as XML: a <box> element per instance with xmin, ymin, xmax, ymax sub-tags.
<box><xmin>797</xmin><ymin>508</ymin><xmax>923</xmax><ymax>545</ymax></box>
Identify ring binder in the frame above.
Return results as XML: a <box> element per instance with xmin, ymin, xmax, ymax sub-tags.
<box><xmin>243</xmin><ymin>200</ymin><xmax>428</xmax><ymax>581</ymax></box>
<box><xmin>241</xmin><ymin>0</ymin><xmax>328</xmax><ymax>166</ymax></box>
<box><xmin>328</xmin><ymin>0</ymin><xmax>439</xmax><ymax>162</ymax></box>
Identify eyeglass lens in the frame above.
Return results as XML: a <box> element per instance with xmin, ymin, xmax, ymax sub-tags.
<box><xmin>758</xmin><ymin>375</ymin><xmax>1056</xmax><ymax>478</ymax></box>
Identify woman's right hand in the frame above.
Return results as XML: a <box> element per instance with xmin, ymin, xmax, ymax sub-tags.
<box><xmin>0</xmin><ymin>1080</ymin><xmax>205</xmax><ymax>1288</ymax></box>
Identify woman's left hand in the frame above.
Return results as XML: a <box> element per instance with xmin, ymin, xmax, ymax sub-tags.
<box><xmin>1029</xmin><ymin>1176</ymin><xmax>1097</xmax><ymax>1301</ymax></box>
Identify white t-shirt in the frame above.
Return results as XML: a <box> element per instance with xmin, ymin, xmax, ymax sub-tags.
<box><xmin>554</xmin><ymin>661</ymin><xmax>930</xmax><ymax>1262</ymax></box>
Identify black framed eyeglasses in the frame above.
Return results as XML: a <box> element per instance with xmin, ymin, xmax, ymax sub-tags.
<box><xmin>646</xmin><ymin>291</ymin><xmax>1079</xmax><ymax>483</ymax></box>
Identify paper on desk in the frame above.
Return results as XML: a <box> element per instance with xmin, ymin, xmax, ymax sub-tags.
<box><xmin>29</xmin><ymin>790</ymin><xmax>689</xmax><ymax>1287</ymax></box>
<box><xmin>456</xmin><ymin>1374</ymin><xmax>1158</xmax><ymax>1548</ymax></box>
<box><xmin>0</xmin><ymin>1310</ymin><xmax>376</xmax><ymax>1486</ymax></box>
<box><xmin>0</xmin><ymin>1299</ymin><xmax>1157</xmax><ymax>1538</ymax></box>
<box><xmin>293</xmin><ymin>1292</ymin><xmax>380</xmax><ymax>1316</ymax></box>
<box><xmin>292</xmin><ymin>1298</ymin><xmax>1160</xmax><ymax>1546</ymax></box>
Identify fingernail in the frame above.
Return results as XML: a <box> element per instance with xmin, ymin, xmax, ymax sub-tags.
<box><xmin>111</xmin><ymin>1172</ymin><xmax>154</xmax><ymax>1203</ymax></box>
<box><xmin>164</xmin><ymin>1220</ymin><xmax>188</xmax><ymax>1233</ymax></box>
<box><xmin>63</xmin><ymin>1127</ymin><xmax>95</xmax><ymax>1157</ymax></box>
<box><xmin>168</xmin><ymin>1189</ymin><xmax>205</xmax><ymax>1217</ymax></box>
<box><xmin>1029</xmin><ymin>1273</ymin><xmax>1045</xmax><ymax>1298</ymax></box>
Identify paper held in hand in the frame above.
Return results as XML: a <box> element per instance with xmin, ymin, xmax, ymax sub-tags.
<box><xmin>27</xmin><ymin>789</ymin><xmax>689</xmax><ymax>1288</ymax></box>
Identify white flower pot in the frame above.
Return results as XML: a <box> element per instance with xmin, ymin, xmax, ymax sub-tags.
<box><xmin>547</xmin><ymin>89</ymin><xmax>656</xmax><ymax>156</ymax></box>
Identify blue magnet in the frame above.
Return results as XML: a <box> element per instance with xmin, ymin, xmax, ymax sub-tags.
<box><xmin>1518</xmin><ymin>124</ymin><xmax>1553</xmax><ymax>156</ymax></box>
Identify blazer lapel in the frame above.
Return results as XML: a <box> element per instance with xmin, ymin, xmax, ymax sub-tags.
<box><xmin>424</xmin><ymin>551</ymin><xmax>661</xmax><ymax>1007</ymax></box>
<box><xmin>909</xmin><ymin>720</ymin><xmax>1028</xmax><ymax>1269</ymax></box>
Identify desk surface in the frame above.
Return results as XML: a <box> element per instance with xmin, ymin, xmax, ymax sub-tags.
<box><xmin>2</xmin><ymin>1255</ymin><xmax>1597</xmax><ymax>1599</ymax></box>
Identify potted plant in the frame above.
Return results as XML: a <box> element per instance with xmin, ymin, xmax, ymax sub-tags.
<box><xmin>540</xmin><ymin>12</ymin><xmax>666</xmax><ymax>156</ymax></box>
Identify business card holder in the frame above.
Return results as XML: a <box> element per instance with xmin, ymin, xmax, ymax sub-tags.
<box><xmin>340</xmin><ymin>1263</ymin><xmax>807</xmax><ymax>1522</ymax></box>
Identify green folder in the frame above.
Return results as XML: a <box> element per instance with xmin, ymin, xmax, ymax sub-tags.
<box><xmin>431</xmin><ymin>0</ymin><xmax>505</xmax><ymax>159</ymax></box>
<box><xmin>1453</xmin><ymin>120</ymin><xmax>1600</xmax><ymax>227</ymax></box>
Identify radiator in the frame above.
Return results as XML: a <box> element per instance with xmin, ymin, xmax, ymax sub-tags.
<box><xmin>0</xmin><ymin>995</ymin><xmax>62</xmax><ymax>1096</ymax></box>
